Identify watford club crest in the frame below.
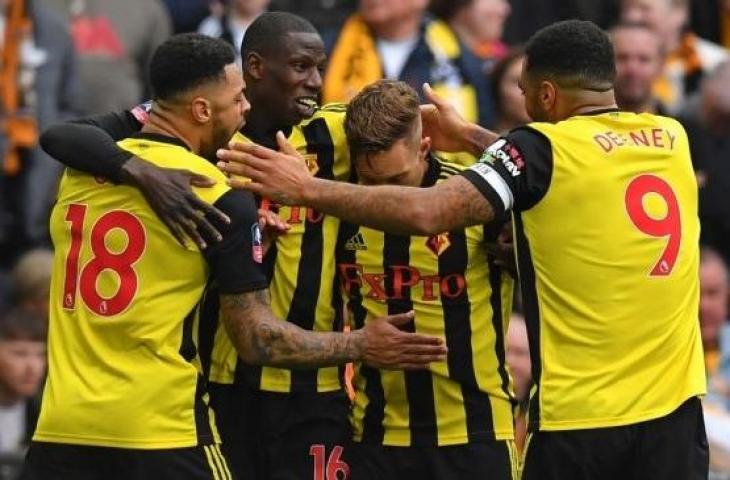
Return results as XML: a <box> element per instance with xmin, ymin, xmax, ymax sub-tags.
<box><xmin>302</xmin><ymin>153</ymin><xmax>319</xmax><ymax>175</ymax></box>
<box><xmin>426</xmin><ymin>233</ymin><xmax>451</xmax><ymax>256</ymax></box>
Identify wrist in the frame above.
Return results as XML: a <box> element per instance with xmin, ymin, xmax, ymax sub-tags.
<box><xmin>348</xmin><ymin>328</ymin><xmax>367</xmax><ymax>362</ymax></box>
<box><xmin>463</xmin><ymin>123</ymin><xmax>498</xmax><ymax>157</ymax></box>
<box><xmin>118</xmin><ymin>156</ymin><xmax>145</xmax><ymax>185</ymax></box>
<box><xmin>299</xmin><ymin>176</ymin><xmax>321</xmax><ymax>205</ymax></box>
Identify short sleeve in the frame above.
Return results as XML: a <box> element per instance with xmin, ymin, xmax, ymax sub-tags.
<box><xmin>204</xmin><ymin>190</ymin><xmax>269</xmax><ymax>294</ymax></box>
<box><xmin>460</xmin><ymin>127</ymin><xmax>553</xmax><ymax>215</ymax></box>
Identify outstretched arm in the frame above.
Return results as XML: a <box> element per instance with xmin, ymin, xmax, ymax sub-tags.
<box><xmin>40</xmin><ymin>110</ymin><xmax>142</xmax><ymax>182</ymax></box>
<box><xmin>220</xmin><ymin>290</ymin><xmax>446</xmax><ymax>369</ymax></box>
<box><xmin>217</xmin><ymin>84</ymin><xmax>503</xmax><ymax>235</ymax></box>
<box><xmin>217</xmin><ymin>133</ymin><xmax>499</xmax><ymax>236</ymax></box>
<box><xmin>40</xmin><ymin>107</ymin><xmax>228</xmax><ymax>248</ymax></box>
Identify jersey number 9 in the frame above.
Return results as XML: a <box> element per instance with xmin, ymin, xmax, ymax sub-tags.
<box><xmin>625</xmin><ymin>174</ymin><xmax>681</xmax><ymax>277</ymax></box>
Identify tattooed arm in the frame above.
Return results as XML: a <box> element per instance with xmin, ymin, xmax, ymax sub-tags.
<box><xmin>218</xmin><ymin>135</ymin><xmax>496</xmax><ymax>236</ymax></box>
<box><xmin>220</xmin><ymin>289</ymin><xmax>446</xmax><ymax>369</ymax></box>
<box><xmin>301</xmin><ymin>175</ymin><xmax>494</xmax><ymax>236</ymax></box>
<box><xmin>210</xmin><ymin>190</ymin><xmax>446</xmax><ymax>370</ymax></box>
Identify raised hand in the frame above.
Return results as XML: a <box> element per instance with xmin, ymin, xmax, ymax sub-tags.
<box><xmin>420</xmin><ymin>83</ymin><xmax>499</xmax><ymax>156</ymax></box>
<box><xmin>217</xmin><ymin>131</ymin><xmax>314</xmax><ymax>206</ymax></box>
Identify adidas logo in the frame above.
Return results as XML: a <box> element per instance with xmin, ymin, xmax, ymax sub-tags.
<box><xmin>345</xmin><ymin>232</ymin><xmax>367</xmax><ymax>251</ymax></box>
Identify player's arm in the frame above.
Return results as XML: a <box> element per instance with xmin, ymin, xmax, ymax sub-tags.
<box><xmin>210</xmin><ymin>190</ymin><xmax>447</xmax><ymax>370</ymax></box>
<box><xmin>39</xmin><ymin>105</ymin><xmax>228</xmax><ymax>249</ymax></box>
<box><xmin>220</xmin><ymin>290</ymin><xmax>444</xmax><ymax>369</ymax></box>
<box><xmin>218</xmin><ymin>129</ymin><xmax>550</xmax><ymax>236</ymax></box>
<box><xmin>218</xmin><ymin>133</ymin><xmax>497</xmax><ymax>236</ymax></box>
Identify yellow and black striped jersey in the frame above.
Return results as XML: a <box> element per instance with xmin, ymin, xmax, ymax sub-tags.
<box><xmin>36</xmin><ymin>133</ymin><xmax>267</xmax><ymax>449</ymax></box>
<box><xmin>462</xmin><ymin>110</ymin><xmax>706</xmax><ymax>431</ymax></box>
<box><xmin>340</xmin><ymin>156</ymin><xmax>515</xmax><ymax>446</ymax></box>
<box><xmin>206</xmin><ymin>104</ymin><xmax>352</xmax><ymax>393</ymax></box>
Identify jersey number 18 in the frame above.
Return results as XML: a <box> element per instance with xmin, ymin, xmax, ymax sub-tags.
<box><xmin>62</xmin><ymin>204</ymin><xmax>146</xmax><ymax>316</ymax></box>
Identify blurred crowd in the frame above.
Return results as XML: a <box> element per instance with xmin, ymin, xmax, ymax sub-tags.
<box><xmin>0</xmin><ymin>0</ymin><xmax>729</xmax><ymax>477</ymax></box>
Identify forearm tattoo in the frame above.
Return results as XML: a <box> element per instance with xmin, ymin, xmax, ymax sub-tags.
<box><xmin>307</xmin><ymin>176</ymin><xmax>495</xmax><ymax>236</ymax></box>
<box><xmin>220</xmin><ymin>290</ymin><xmax>363</xmax><ymax>368</ymax></box>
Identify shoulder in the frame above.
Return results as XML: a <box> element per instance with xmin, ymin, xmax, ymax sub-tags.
<box><xmin>310</xmin><ymin>103</ymin><xmax>347</xmax><ymax>122</ymax></box>
<box><xmin>301</xmin><ymin>104</ymin><xmax>348</xmax><ymax>142</ymax></box>
<box><xmin>505</xmin><ymin>126</ymin><xmax>552</xmax><ymax>152</ymax></box>
<box><xmin>436</xmin><ymin>158</ymin><xmax>468</xmax><ymax>178</ymax></box>
<box><xmin>424</xmin><ymin>17</ymin><xmax>461</xmax><ymax>59</ymax></box>
<box><xmin>117</xmin><ymin>137</ymin><xmax>230</xmax><ymax>202</ymax></box>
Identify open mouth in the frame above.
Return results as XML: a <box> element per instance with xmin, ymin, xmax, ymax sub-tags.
<box><xmin>295</xmin><ymin>97</ymin><xmax>318</xmax><ymax>116</ymax></box>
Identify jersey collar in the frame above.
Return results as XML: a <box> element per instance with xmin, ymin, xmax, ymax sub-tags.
<box><xmin>131</xmin><ymin>132</ymin><xmax>191</xmax><ymax>151</ymax></box>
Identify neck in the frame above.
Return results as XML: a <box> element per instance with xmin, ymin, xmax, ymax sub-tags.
<box><xmin>0</xmin><ymin>386</ymin><xmax>20</xmax><ymax>407</ymax></box>
<box><xmin>704</xmin><ymin>338</ymin><xmax>719</xmax><ymax>352</ymax></box>
<box><xmin>411</xmin><ymin>154</ymin><xmax>430</xmax><ymax>187</ymax></box>
<box><xmin>241</xmin><ymin>105</ymin><xmax>290</xmax><ymax>149</ymax></box>
<box><xmin>562</xmin><ymin>90</ymin><xmax>618</xmax><ymax>119</ymax></box>
<box><xmin>230</xmin><ymin>7</ymin><xmax>259</xmax><ymax>27</ymax></box>
<box><xmin>370</xmin><ymin>14</ymin><xmax>421</xmax><ymax>41</ymax></box>
<box><xmin>449</xmin><ymin>19</ymin><xmax>478</xmax><ymax>51</ymax></box>
<box><xmin>142</xmin><ymin>104</ymin><xmax>199</xmax><ymax>153</ymax></box>
<box><xmin>616</xmin><ymin>97</ymin><xmax>656</xmax><ymax>114</ymax></box>
<box><xmin>494</xmin><ymin>117</ymin><xmax>523</xmax><ymax>134</ymax></box>
<box><xmin>665</xmin><ymin>29</ymin><xmax>684</xmax><ymax>56</ymax></box>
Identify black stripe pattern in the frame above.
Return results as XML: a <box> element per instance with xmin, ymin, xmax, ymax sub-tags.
<box><xmin>513</xmin><ymin>212</ymin><xmax>542</xmax><ymax>431</ymax></box>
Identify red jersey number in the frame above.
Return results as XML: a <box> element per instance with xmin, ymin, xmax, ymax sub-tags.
<box><xmin>63</xmin><ymin>204</ymin><xmax>146</xmax><ymax>316</ymax></box>
<box><xmin>625</xmin><ymin>174</ymin><xmax>681</xmax><ymax>277</ymax></box>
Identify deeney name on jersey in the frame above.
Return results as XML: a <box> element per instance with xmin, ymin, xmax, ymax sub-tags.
<box><xmin>593</xmin><ymin>127</ymin><xmax>678</xmax><ymax>153</ymax></box>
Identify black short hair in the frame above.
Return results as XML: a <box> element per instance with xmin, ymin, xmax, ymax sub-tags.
<box><xmin>525</xmin><ymin>20</ymin><xmax>616</xmax><ymax>91</ymax></box>
<box><xmin>150</xmin><ymin>33</ymin><xmax>236</xmax><ymax>101</ymax></box>
<box><xmin>241</xmin><ymin>11</ymin><xmax>318</xmax><ymax>58</ymax></box>
<box><xmin>0</xmin><ymin>309</ymin><xmax>46</xmax><ymax>342</ymax></box>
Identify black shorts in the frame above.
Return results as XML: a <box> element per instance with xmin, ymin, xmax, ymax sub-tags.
<box><xmin>20</xmin><ymin>442</ymin><xmax>235</xmax><ymax>480</ymax></box>
<box><xmin>209</xmin><ymin>382</ymin><xmax>351</xmax><ymax>480</ymax></box>
<box><xmin>346</xmin><ymin>440</ymin><xmax>518</xmax><ymax>480</ymax></box>
<box><xmin>522</xmin><ymin>396</ymin><xmax>709</xmax><ymax>480</ymax></box>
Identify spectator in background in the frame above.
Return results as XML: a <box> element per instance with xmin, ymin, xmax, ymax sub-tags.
<box><xmin>611</xmin><ymin>22</ymin><xmax>668</xmax><ymax>114</ymax></box>
<box><xmin>622</xmin><ymin>0</ymin><xmax>728</xmax><ymax>116</ymax></box>
<box><xmin>198</xmin><ymin>0</ymin><xmax>270</xmax><ymax>65</ymax></box>
<box><xmin>0</xmin><ymin>309</ymin><xmax>46</xmax><ymax>455</ymax></box>
<box><xmin>490</xmin><ymin>48</ymin><xmax>530</xmax><ymax>133</ymax></box>
<box><xmin>37</xmin><ymin>0</ymin><xmax>171</xmax><ymax>114</ymax></box>
<box><xmin>161</xmin><ymin>0</ymin><xmax>209</xmax><ymax>33</ymax></box>
<box><xmin>10</xmin><ymin>250</ymin><xmax>53</xmax><ymax>318</ymax></box>
<box><xmin>0</xmin><ymin>0</ymin><xmax>81</xmax><ymax>262</ymax></box>
<box><xmin>699</xmin><ymin>248</ymin><xmax>730</xmax><ymax>407</ymax></box>
<box><xmin>322</xmin><ymin>0</ymin><xmax>495</xmax><ymax>143</ymax></box>
<box><xmin>502</xmin><ymin>0</ymin><xmax>618</xmax><ymax>45</ymax></box>
<box><xmin>506</xmin><ymin>312</ymin><xmax>531</xmax><ymax>454</ymax></box>
<box><xmin>429</xmin><ymin>0</ymin><xmax>511</xmax><ymax>73</ymax></box>
<box><xmin>682</xmin><ymin>61</ymin><xmax>730</xmax><ymax>266</ymax></box>
<box><xmin>700</xmin><ymin>248</ymin><xmax>730</xmax><ymax>382</ymax></box>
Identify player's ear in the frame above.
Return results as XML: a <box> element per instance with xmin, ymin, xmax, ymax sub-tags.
<box><xmin>244</xmin><ymin>52</ymin><xmax>264</xmax><ymax>81</ymax></box>
<box><xmin>539</xmin><ymin>80</ymin><xmax>556</xmax><ymax>113</ymax></box>
<box><xmin>191</xmin><ymin>97</ymin><xmax>212</xmax><ymax>124</ymax></box>
<box><xmin>419</xmin><ymin>136</ymin><xmax>431</xmax><ymax>161</ymax></box>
